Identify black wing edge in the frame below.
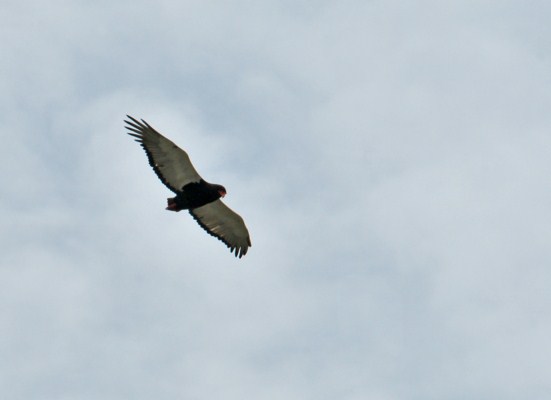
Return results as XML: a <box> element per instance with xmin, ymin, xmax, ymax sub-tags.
<box><xmin>189</xmin><ymin>210</ymin><xmax>251</xmax><ymax>258</ymax></box>
<box><xmin>124</xmin><ymin>115</ymin><xmax>156</xmax><ymax>139</ymax></box>
<box><xmin>124</xmin><ymin>115</ymin><xmax>179</xmax><ymax>193</ymax></box>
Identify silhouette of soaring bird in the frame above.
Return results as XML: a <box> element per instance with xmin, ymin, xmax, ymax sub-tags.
<box><xmin>125</xmin><ymin>115</ymin><xmax>251</xmax><ymax>258</ymax></box>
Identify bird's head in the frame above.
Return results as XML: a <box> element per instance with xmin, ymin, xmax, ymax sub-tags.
<box><xmin>216</xmin><ymin>185</ymin><xmax>227</xmax><ymax>198</ymax></box>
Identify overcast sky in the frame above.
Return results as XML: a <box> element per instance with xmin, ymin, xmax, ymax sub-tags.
<box><xmin>2</xmin><ymin>1</ymin><xmax>551</xmax><ymax>399</ymax></box>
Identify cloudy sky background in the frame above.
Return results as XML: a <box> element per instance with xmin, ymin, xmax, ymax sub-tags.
<box><xmin>2</xmin><ymin>1</ymin><xmax>551</xmax><ymax>398</ymax></box>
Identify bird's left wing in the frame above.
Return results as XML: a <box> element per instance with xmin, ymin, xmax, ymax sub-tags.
<box><xmin>189</xmin><ymin>200</ymin><xmax>251</xmax><ymax>258</ymax></box>
<box><xmin>125</xmin><ymin>115</ymin><xmax>202</xmax><ymax>193</ymax></box>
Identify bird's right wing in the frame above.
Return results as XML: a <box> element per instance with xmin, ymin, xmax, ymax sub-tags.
<box><xmin>125</xmin><ymin>115</ymin><xmax>202</xmax><ymax>193</ymax></box>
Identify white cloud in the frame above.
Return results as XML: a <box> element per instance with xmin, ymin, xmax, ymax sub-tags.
<box><xmin>1</xmin><ymin>1</ymin><xmax>551</xmax><ymax>399</ymax></box>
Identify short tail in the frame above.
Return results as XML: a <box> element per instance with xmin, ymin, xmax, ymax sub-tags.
<box><xmin>166</xmin><ymin>197</ymin><xmax>181</xmax><ymax>212</ymax></box>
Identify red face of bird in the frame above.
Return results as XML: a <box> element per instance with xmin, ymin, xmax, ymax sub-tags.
<box><xmin>218</xmin><ymin>187</ymin><xmax>227</xmax><ymax>198</ymax></box>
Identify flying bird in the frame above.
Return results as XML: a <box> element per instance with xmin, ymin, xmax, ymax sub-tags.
<box><xmin>125</xmin><ymin>115</ymin><xmax>251</xmax><ymax>258</ymax></box>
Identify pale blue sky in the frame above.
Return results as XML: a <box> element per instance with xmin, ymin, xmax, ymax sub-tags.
<box><xmin>1</xmin><ymin>1</ymin><xmax>551</xmax><ymax>399</ymax></box>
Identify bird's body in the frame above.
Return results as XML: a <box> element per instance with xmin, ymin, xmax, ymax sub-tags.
<box><xmin>166</xmin><ymin>180</ymin><xmax>226</xmax><ymax>211</ymax></box>
<box><xmin>125</xmin><ymin>115</ymin><xmax>251</xmax><ymax>258</ymax></box>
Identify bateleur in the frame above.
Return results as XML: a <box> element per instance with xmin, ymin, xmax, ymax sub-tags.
<box><xmin>125</xmin><ymin>115</ymin><xmax>251</xmax><ymax>258</ymax></box>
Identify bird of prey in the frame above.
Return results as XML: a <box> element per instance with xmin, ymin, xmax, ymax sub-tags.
<box><xmin>125</xmin><ymin>115</ymin><xmax>251</xmax><ymax>258</ymax></box>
